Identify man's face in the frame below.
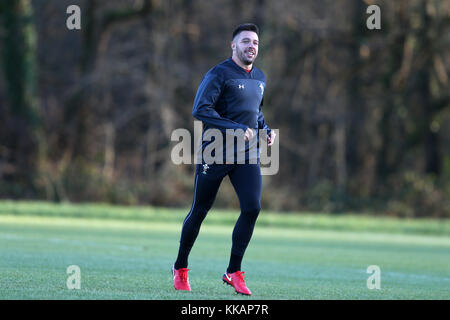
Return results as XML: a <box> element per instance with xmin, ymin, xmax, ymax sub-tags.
<box><xmin>232</xmin><ymin>31</ymin><xmax>259</xmax><ymax>65</ymax></box>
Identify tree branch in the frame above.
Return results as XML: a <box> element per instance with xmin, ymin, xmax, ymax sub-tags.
<box><xmin>101</xmin><ymin>0</ymin><xmax>152</xmax><ymax>31</ymax></box>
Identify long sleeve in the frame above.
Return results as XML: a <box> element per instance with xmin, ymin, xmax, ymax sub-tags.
<box><xmin>192</xmin><ymin>72</ymin><xmax>248</xmax><ymax>132</ymax></box>
<box><xmin>257</xmin><ymin>99</ymin><xmax>271</xmax><ymax>134</ymax></box>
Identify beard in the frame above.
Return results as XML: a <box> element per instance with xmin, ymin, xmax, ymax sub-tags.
<box><xmin>237</xmin><ymin>47</ymin><xmax>256</xmax><ymax>65</ymax></box>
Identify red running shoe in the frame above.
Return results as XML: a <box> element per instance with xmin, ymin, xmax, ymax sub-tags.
<box><xmin>172</xmin><ymin>265</ymin><xmax>191</xmax><ymax>291</ymax></box>
<box><xmin>222</xmin><ymin>271</ymin><xmax>252</xmax><ymax>295</ymax></box>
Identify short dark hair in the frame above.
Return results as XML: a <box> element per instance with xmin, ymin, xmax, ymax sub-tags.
<box><xmin>232</xmin><ymin>23</ymin><xmax>259</xmax><ymax>40</ymax></box>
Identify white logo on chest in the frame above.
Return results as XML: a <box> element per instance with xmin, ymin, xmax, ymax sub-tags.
<box><xmin>238</xmin><ymin>84</ymin><xmax>245</xmax><ymax>89</ymax></box>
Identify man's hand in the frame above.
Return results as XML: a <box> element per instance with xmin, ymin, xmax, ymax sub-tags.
<box><xmin>267</xmin><ymin>130</ymin><xmax>276</xmax><ymax>146</ymax></box>
<box><xmin>244</xmin><ymin>128</ymin><xmax>254</xmax><ymax>141</ymax></box>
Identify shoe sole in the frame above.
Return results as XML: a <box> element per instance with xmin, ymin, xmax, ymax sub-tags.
<box><xmin>222</xmin><ymin>278</ymin><xmax>251</xmax><ymax>296</ymax></box>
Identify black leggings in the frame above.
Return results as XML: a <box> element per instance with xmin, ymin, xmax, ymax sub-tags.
<box><xmin>179</xmin><ymin>163</ymin><xmax>262</xmax><ymax>258</ymax></box>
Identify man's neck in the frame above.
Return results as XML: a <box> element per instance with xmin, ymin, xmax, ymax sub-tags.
<box><xmin>232</xmin><ymin>55</ymin><xmax>252</xmax><ymax>71</ymax></box>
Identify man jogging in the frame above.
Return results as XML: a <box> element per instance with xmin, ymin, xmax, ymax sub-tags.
<box><xmin>172</xmin><ymin>23</ymin><xmax>276</xmax><ymax>296</ymax></box>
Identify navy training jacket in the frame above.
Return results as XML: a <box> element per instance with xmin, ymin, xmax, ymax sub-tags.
<box><xmin>192</xmin><ymin>57</ymin><xmax>271</xmax><ymax>164</ymax></box>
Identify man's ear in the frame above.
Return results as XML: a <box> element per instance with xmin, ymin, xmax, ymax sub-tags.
<box><xmin>231</xmin><ymin>41</ymin><xmax>236</xmax><ymax>50</ymax></box>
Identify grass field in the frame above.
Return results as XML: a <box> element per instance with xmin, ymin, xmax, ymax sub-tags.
<box><xmin>0</xmin><ymin>201</ymin><xmax>449</xmax><ymax>300</ymax></box>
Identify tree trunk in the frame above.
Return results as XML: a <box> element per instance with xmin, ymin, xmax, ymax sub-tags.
<box><xmin>0</xmin><ymin>0</ymin><xmax>41</xmax><ymax>197</ymax></box>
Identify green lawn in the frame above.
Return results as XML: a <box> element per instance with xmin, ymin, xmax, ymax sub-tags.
<box><xmin>0</xmin><ymin>201</ymin><xmax>449</xmax><ymax>299</ymax></box>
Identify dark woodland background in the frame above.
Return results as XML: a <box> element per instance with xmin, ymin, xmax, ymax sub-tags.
<box><xmin>0</xmin><ymin>0</ymin><xmax>449</xmax><ymax>217</ymax></box>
